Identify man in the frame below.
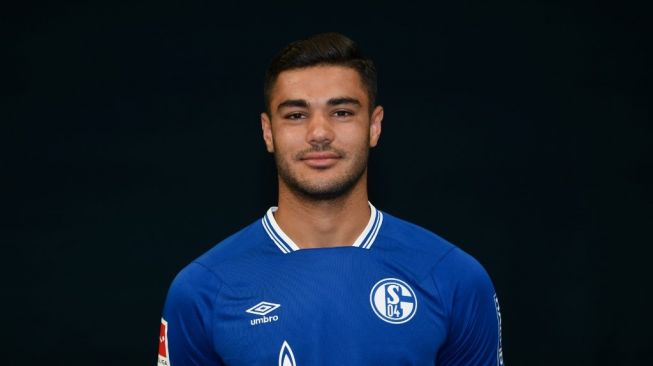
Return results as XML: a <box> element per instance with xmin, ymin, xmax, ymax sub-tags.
<box><xmin>158</xmin><ymin>32</ymin><xmax>504</xmax><ymax>366</ymax></box>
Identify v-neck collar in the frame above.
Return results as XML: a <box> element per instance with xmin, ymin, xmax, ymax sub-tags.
<box><xmin>261</xmin><ymin>202</ymin><xmax>383</xmax><ymax>254</ymax></box>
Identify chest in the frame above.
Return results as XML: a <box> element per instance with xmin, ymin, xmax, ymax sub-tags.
<box><xmin>211</xmin><ymin>251</ymin><xmax>448</xmax><ymax>365</ymax></box>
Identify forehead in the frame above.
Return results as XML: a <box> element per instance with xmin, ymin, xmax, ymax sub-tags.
<box><xmin>270</xmin><ymin>65</ymin><xmax>368</xmax><ymax>108</ymax></box>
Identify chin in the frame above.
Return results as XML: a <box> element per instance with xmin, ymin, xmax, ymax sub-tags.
<box><xmin>296</xmin><ymin>186</ymin><xmax>353</xmax><ymax>201</ymax></box>
<box><xmin>279</xmin><ymin>159</ymin><xmax>368</xmax><ymax>201</ymax></box>
<box><xmin>290</xmin><ymin>175</ymin><xmax>363</xmax><ymax>201</ymax></box>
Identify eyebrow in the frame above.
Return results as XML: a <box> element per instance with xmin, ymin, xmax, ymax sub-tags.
<box><xmin>327</xmin><ymin>97</ymin><xmax>361</xmax><ymax>107</ymax></box>
<box><xmin>276</xmin><ymin>97</ymin><xmax>362</xmax><ymax>112</ymax></box>
<box><xmin>277</xmin><ymin>99</ymin><xmax>309</xmax><ymax>112</ymax></box>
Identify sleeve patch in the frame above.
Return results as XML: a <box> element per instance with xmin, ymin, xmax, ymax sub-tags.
<box><xmin>158</xmin><ymin>318</ymin><xmax>170</xmax><ymax>365</ymax></box>
<box><xmin>494</xmin><ymin>294</ymin><xmax>504</xmax><ymax>365</ymax></box>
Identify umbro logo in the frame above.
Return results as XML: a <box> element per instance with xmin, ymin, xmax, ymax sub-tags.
<box><xmin>247</xmin><ymin>301</ymin><xmax>281</xmax><ymax>326</ymax></box>
<box><xmin>246</xmin><ymin>301</ymin><xmax>280</xmax><ymax>316</ymax></box>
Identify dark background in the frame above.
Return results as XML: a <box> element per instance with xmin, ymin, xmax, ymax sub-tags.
<box><xmin>4</xmin><ymin>1</ymin><xmax>651</xmax><ymax>365</ymax></box>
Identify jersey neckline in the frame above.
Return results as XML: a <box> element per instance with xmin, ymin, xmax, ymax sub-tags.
<box><xmin>261</xmin><ymin>202</ymin><xmax>384</xmax><ymax>254</ymax></box>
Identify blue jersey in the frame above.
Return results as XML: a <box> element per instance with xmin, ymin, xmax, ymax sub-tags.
<box><xmin>158</xmin><ymin>204</ymin><xmax>504</xmax><ymax>365</ymax></box>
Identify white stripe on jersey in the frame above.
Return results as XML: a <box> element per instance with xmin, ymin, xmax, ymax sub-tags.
<box><xmin>263</xmin><ymin>202</ymin><xmax>383</xmax><ymax>253</ymax></box>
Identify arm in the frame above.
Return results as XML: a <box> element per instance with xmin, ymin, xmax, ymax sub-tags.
<box><xmin>158</xmin><ymin>263</ymin><xmax>224</xmax><ymax>366</ymax></box>
<box><xmin>435</xmin><ymin>248</ymin><xmax>504</xmax><ymax>366</ymax></box>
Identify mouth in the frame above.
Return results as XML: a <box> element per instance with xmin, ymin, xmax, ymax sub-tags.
<box><xmin>299</xmin><ymin>151</ymin><xmax>341</xmax><ymax>168</ymax></box>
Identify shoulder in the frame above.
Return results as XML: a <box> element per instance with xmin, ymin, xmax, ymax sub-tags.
<box><xmin>378</xmin><ymin>211</ymin><xmax>493</xmax><ymax>288</ymax></box>
<box><xmin>376</xmin><ymin>211</ymin><xmax>456</xmax><ymax>264</ymax></box>
<box><xmin>167</xmin><ymin>217</ymin><xmax>283</xmax><ymax>295</ymax></box>
<box><xmin>191</xmin><ymin>218</ymin><xmax>272</xmax><ymax>271</ymax></box>
<box><xmin>380</xmin><ymin>212</ymin><xmax>453</xmax><ymax>246</ymax></box>
<box><xmin>164</xmin><ymin>219</ymin><xmax>266</xmax><ymax>307</ymax></box>
<box><xmin>431</xmin><ymin>244</ymin><xmax>497</xmax><ymax>322</ymax></box>
<box><xmin>435</xmin><ymin>246</ymin><xmax>495</xmax><ymax>292</ymax></box>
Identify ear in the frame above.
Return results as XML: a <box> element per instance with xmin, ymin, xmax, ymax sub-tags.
<box><xmin>261</xmin><ymin>112</ymin><xmax>275</xmax><ymax>153</ymax></box>
<box><xmin>369</xmin><ymin>105</ymin><xmax>383</xmax><ymax>148</ymax></box>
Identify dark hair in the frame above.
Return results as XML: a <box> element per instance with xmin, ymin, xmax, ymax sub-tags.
<box><xmin>264</xmin><ymin>32</ymin><xmax>377</xmax><ymax>114</ymax></box>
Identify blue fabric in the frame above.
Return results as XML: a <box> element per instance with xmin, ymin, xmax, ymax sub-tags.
<box><xmin>160</xmin><ymin>210</ymin><xmax>503</xmax><ymax>365</ymax></box>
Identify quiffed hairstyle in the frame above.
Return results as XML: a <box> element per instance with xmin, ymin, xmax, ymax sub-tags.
<box><xmin>264</xmin><ymin>32</ymin><xmax>377</xmax><ymax>114</ymax></box>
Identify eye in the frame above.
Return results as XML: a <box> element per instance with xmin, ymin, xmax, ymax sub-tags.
<box><xmin>284</xmin><ymin>112</ymin><xmax>306</xmax><ymax>120</ymax></box>
<box><xmin>333</xmin><ymin>110</ymin><xmax>354</xmax><ymax>118</ymax></box>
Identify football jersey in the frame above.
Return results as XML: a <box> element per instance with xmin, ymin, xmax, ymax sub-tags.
<box><xmin>158</xmin><ymin>203</ymin><xmax>504</xmax><ymax>366</ymax></box>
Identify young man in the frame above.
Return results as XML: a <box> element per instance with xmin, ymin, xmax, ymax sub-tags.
<box><xmin>158</xmin><ymin>33</ymin><xmax>504</xmax><ymax>366</ymax></box>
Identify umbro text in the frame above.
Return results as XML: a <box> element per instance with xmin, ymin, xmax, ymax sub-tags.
<box><xmin>250</xmin><ymin>315</ymin><xmax>279</xmax><ymax>326</ymax></box>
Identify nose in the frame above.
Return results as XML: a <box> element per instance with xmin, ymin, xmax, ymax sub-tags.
<box><xmin>306</xmin><ymin>113</ymin><xmax>334</xmax><ymax>147</ymax></box>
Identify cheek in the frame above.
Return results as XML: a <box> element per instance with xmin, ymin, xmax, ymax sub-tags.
<box><xmin>340</xmin><ymin>125</ymin><xmax>370</xmax><ymax>147</ymax></box>
<box><xmin>273</xmin><ymin>130</ymin><xmax>302</xmax><ymax>155</ymax></box>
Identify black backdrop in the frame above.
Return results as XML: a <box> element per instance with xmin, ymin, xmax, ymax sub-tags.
<box><xmin>4</xmin><ymin>1</ymin><xmax>652</xmax><ymax>365</ymax></box>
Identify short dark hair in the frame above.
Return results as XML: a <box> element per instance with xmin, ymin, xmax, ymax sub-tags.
<box><xmin>264</xmin><ymin>32</ymin><xmax>377</xmax><ymax>114</ymax></box>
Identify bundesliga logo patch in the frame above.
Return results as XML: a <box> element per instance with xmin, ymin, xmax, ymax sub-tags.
<box><xmin>158</xmin><ymin>318</ymin><xmax>170</xmax><ymax>365</ymax></box>
<box><xmin>370</xmin><ymin>278</ymin><xmax>417</xmax><ymax>324</ymax></box>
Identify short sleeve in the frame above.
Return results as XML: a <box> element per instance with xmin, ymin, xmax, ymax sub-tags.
<box><xmin>158</xmin><ymin>263</ymin><xmax>224</xmax><ymax>366</ymax></box>
<box><xmin>434</xmin><ymin>248</ymin><xmax>504</xmax><ymax>366</ymax></box>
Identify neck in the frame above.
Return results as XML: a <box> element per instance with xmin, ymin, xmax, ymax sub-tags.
<box><xmin>274</xmin><ymin>174</ymin><xmax>371</xmax><ymax>249</ymax></box>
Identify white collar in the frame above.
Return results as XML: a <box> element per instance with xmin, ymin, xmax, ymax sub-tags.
<box><xmin>261</xmin><ymin>202</ymin><xmax>383</xmax><ymax>253</ymax></box>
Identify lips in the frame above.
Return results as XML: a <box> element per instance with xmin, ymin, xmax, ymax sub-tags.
<box><xmin>300</xmin><ymin>151</ymin><xmax>341</xmax><ymax>168</ymax></box>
